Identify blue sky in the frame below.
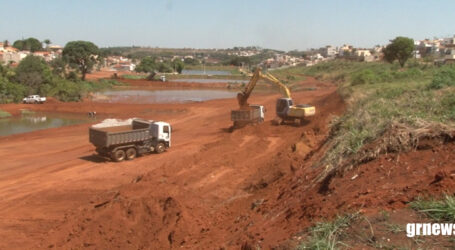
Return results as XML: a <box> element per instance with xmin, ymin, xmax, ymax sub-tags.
<box><xmin>1</xmin><ymin>0</ymin><xmax>454</xmax><ymax>50</ymax></box>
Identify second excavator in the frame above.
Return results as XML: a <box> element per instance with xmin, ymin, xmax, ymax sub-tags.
<box><xmin>231</xmin><ymin>68</ymin><xmax>315</xmax><ymax>127</ymax></box>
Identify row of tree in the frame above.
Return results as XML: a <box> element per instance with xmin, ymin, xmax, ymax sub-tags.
<box><xmin>135</xmin><ymin>57</ymin><xmax>185</xmax><ymax>74</ymax></box>
<box><xmin>11</xmin><ymin>38</ymin><xmax>52</xmax><ymax>52</ymax></box>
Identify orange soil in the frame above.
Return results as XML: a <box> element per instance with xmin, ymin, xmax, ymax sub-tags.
<box><xmin>0</xmin><ymin>77</ymin><xmax>453</xmax><ymax>249</ymax></box>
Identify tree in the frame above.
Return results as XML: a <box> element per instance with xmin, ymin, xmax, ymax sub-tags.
<box><xmin>382</xmin><ymin>36</ymin><xmax>414</xmax><ymax>67</ymax></box>
<box><xmin>135</xmin><ymin>56</ymin><xmax>157</xmax><ymax>73</ymax></box>
<box><xmin>15</xmin><ymin>55</ymin><xmax>52</xmax><ymax>92</ymax></box>
<box><xmin>12</xmin><ymin>37</ymin><xmax>43</xmax><ymax>52</ymax></box>
<box><xmin>50</xmin><ymin>57</ymin><xmax>67</xmax><ymax>77</ymax></box>
<box><xmin>43</xmin><ymin>39</ymin><xmax>51</xmax><ymax>49</ymax></box>
<box><xmin>63</xmin><ymin>41</ymin><xmax>99</xmax><ymax>80</ymax></box>
<box><xmin>171</xmin><ymin>59</ymin><xmax>185</xmax><ymax>74</ymax></box>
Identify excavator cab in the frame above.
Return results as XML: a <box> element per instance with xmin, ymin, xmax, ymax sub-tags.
<box><xmin>276</xmin><ymin>98</ymin><xmax>293</xmax><ymax>119</ymax></box>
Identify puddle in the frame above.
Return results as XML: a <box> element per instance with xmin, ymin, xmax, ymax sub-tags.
<box><xmin>181</xmin><ymin>70</ymin><xmax>231</xmax><ymax>75</ymax></box>
<box><xmin>0</xmin><ymin>111</ymin><xmax>93</xmax><ymax>137</ymax></box>
<box><xmin>170</xmin><ymin>79</ymin><xmax>248</xmax><ymax>84</ymax></box>
<box><xmin>93</xmin><ymin>89</ymin><xmax>237</xmax><ymax>104</ymax></box>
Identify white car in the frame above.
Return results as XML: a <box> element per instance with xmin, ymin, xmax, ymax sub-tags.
<box><xmin>22</xmin><ymin>95</ymin><xmax>46</xmax><ymax>104</ymax></box>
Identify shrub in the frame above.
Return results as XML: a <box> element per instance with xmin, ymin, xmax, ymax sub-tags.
<box><xmin>351</xmin><ymin>69</ymin><xmax>377</xmax><ymax>85</ymax></box>
<box><xmin>15</xmin><ymin>55</ymin><xmax>53</xmax><ymax>92</ymax></box>
<box><xmin>428</xmin><ymin>66</ymin><xmax>455</xmax><ymax>89</ymax></box>
<box><xmin>47</xmin><ymin>79</ymin><xmax>82</xmax><ymax>102</ymax></box>
<box><xmin>0</xmin><ymin>76</ymin><xmax>27</xmax><ymax>103</ymax></box>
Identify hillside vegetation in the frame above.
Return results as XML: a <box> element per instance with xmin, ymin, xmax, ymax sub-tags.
<box><xmin>0</xmin><ymin>56</ymin><xmax>121</xmax><ymax>103</ymax></box>
<box><xmin>276</xmin><ymin>60</ymin><xmax>455</xmax><ymax>175</ymax></box>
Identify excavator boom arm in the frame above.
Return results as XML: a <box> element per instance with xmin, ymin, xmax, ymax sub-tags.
<box><xmin>237</xmin><ymin>68</ymin><xmax>292</xmax><ymax>108</ymax></box>
<box><xmin>260</xmin><ymin>72</ymin><xmax>292</xmax><ymax>99</ymax></box>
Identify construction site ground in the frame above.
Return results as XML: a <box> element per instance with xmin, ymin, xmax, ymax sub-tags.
<box><xmin>0</xmin><ymin>78</ymin><xmax>453</xmax><ymax>249</ymax></box>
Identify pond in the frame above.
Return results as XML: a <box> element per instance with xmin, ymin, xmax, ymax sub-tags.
<box><xmin>0</xmin><ymin>111</ymin><xmax>92</xmax><ymax>137</ymax></box>
<box><xmin>93</xmin><ymin>89</ymin><xmax>237</xmax><ymax>104</ymax></box>
<box><xmin>181</xmin><ymin>69</ymin><xmax>232</xmax><ymax>75</ymax></box>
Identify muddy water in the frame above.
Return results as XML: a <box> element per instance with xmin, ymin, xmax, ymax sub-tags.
<box><xmin>170</xmin><ymin>79</ymin><xmax>248</xmax><ymax>84</ymax></box>
<box><xmin>181</xmin><ymin>70</ymin><xmax>231</xmax><ymax>75</ymax></box>
<box><xmin>93</xmin><ymin>89</ymin><xmax>237</xmax><ymax>104</ymax></box>
<box><xmin>0</xmin><ymin>111</ymin><xmax>92</xmax><ymax>137</ymax></box>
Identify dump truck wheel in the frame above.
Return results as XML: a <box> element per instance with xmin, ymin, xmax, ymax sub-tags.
<box><xmin>155</xmin><ymin>143</ymin><xmax>165</xmax><ymax>154</ymax></box>
<box><xmin>126</xmin><ymin>148</ymin><xmax>137</xmax><ymax>160</ymax></box>
<box><xmin>112</xmin><ymin>149</ymin><xmax>126</xmax><ymax>162</ymax></box>
<box><xmin>299</xmin><ymin>118</ymin><xmax>306</xmax><ymax>126</ymax></box>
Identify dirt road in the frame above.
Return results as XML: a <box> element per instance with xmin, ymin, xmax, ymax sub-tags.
<box><xmin>0</xmin><ymin>78</ymin><xmax>341</xmax><ymax>249</ymax></box>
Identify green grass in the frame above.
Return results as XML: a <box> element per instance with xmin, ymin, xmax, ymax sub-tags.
<box><xmin>410</xmin><ymin>195</ymin><xmax>455</xmax><ymax>221</ymax></box>
<box><xmin>297</xmin><ymin>213</ymin><xmax>358</xmax><ymax>250</ymax></box>
<box><xmin>122</xmin><ymin>74</ymin><xmax>147</xmax><ymax>80</ymax></box>
<box><xmin>0</xmin><ymin>109</ymin><xmax>11</xmax><ymax>118</ymax></box>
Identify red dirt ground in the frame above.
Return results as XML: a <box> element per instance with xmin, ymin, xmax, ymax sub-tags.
<box><xmin>0</xmin><ymin>77</ymin><xmax>453</xmax><ymax>249</ymax></box>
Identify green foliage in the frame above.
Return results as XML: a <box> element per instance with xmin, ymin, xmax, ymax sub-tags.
<box><xmin>136</xmin><ymin>57</ymin><xmax>185</xmax><ymax>74</ymax></box>
<box><xmin>49</xmin><ymin>57</ymin><xmax>67</xmax><ymax>77</ymax></box>
<box><xmin>224</xmin><ymin>55</ymin><xmax>251</xmax><ymax>66</ymax></box>
<box><xmin>0</xmin><ymin>55</ymin><xmax>120</xmax><ymax>103</ymax></box>
<box><xmin>135</xmin><ymin>56</ymin><xmax>157</xmax><ymax>73</ymax></box>
<box><xmin>46</xmin><ymin>78</ymin><xmax>83</xmax><ymax>102</ymax></box>
<box><xmin>411</xmin><ymin>195</ymin><xmax>455</xmax><ymax>222</ymax></box>
<box><xmin>171</xmin><ymin>59</ymin><xmax>185</xmax><ymax>74</ymax></box>
<box><xmin>183</xmin><ymin>57</ymin><xmax>199</xmax><ymax>65</ymax></box>
<box><xmin>15</xmin><ymin>55</ymin><xmax>53</xmax><ymax>93</ymax></box>
<box><xmin>12</xmin><ymin>37</ymin><xmax>43</xmax><ymax>52</ymax></box>
<box><xmin>427</xmin><ymin>65</ymin><xmax>455</xmax><ymax>89</ymax></box>
<box><xmin>157</xmin><ymin>62</ymin><xmax>173</xmax><ymax>73</ymax></box>
<box><xmin>63</xmin><ymin>41</ymin><xmax>100</xmax><ymax>80</ymax></box>
<box><xmin>122</xmin><ymin>74</ymin><xmax>147</xmax><ymax>80</ymax></box>
<box><xmin>43</xmin><ymin>39</ymin><xmax>51</xmax><ymax>47</ymax></box>
<box><xmin>383</xmin><ymin>37</ymin><xmax>414</xmax><ymax>67</ymax></box>
<box><xmin>0</xmin><ymin>75</ymin><xmax>27</xmax><ymax>103</ymax></box>
<box><xmin>45</xmin><ymin>78</ymin><xmax>122</xmax><ymax>102</ymax></box>
<box><xmin>298</xmin><ymin>214</ymin><xmax>358</xmax><ymax>250</ymax></box>
<box><xmin>351</xmin><ymin>69</ymin><xmax>377</xmax><ymax>85</ymax></box>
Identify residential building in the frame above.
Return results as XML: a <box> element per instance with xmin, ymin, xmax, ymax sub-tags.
<box><xmin>321</xmin><ymin>45</ymin><xmax>337</xmax><ymax>58</ymax></box>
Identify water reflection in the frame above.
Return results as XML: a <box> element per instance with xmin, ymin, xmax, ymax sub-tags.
<box><xmin>0</xmin><ymin>111</ymin><xmax>90</xmax><ymax>136</ymax></box>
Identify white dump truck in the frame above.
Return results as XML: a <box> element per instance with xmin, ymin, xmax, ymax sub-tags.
<box><xmin>89</xmin><ymin>119</ymin><xmax>171</xmax><ymax>162</ymax></box>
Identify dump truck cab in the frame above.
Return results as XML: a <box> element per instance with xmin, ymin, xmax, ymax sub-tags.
<box><xmin>151</xmin><ymin>121</ymin><xmax>171</xmax><ymax>147</ymax></box>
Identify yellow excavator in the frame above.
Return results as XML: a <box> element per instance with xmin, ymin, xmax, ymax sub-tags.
<box><xmin>231</xmin><ymin>68</ymin><xmax>315</xmax><ymax>127</ymax></box>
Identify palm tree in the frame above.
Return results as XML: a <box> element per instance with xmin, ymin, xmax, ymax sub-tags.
<box><xmin>43</xmin><ymin>39</ymin><xmax>51</xmax><ymax>50</ymax></box>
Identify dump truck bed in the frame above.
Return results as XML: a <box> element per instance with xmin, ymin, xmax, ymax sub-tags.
<box><xmin>231</xmin><ymin>106</ymin><xmax>262</xmax><ymax>122</ymax></box>
<box><xmin>288</xmin><ymin>104</ymin><xmax>316</xmax><ymax>118</ymax></box>
<box><xmin>89</xmin><ymin>120</ymin><xmax>153</xmax><ymax>148</ymax></box>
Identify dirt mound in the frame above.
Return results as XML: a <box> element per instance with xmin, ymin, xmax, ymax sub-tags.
<box><xmin>234</xmin><ymin>137</ymin><xmax>455</xmax><ymax>248</ymax></box>
<box><xmin>43</xmin><ymin>190</ymin><xmax>200</xmax><ymax>249</ymax></box>
<box><xmin>317</xmin><ymin>120</ymin><xmax>455</xmax><ymax>189</ymax></box>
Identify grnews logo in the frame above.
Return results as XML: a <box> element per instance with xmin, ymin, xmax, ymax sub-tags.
<box><xmin>407</xmin><ymin>223</ymin><xmax>455</xmax><ymax>237</ymax></box>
